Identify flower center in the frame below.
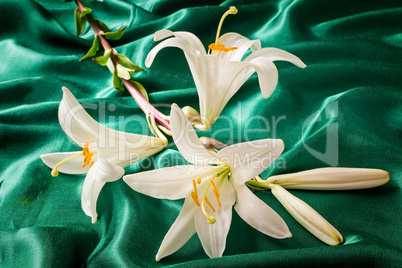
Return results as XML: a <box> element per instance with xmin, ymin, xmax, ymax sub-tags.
<box><xmin>191</xmin><ymin>166</ymin><xmax>230</xmax><ymax>224</ymax></box>
<box><xmin>51</xmin><ymin>143</ymin><xmax>96</xmax><ymax>177</ymax></box>
<box><xmin>208</xmin><ymin>6</ymin><xmax>238</xmax><ymax>54</ymax></box>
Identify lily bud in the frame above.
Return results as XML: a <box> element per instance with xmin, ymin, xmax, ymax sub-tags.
<box><xmin>268</xmin><ymin>168</ymin><xmax>389</xmax><ymax>190</ymax></box>
<box><xmin>199</xmin><ymin>137</ymin><xmax>227</xmax><ymax>151</ymax></box>
<box><xmin>271</xmin><ymin>184</ymin><xmax>344</xmax><ymax>246</ymax></box>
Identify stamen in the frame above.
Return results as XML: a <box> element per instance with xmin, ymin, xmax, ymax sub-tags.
<box><xmin>191</xmin><ymin>179</ymin><xmax>200</xmax><ymax>206</ymax></box>
<box><xmin>204</xmin><ymin>197</ymin><xmax>216</xmax><ymax>213</ymax></box>
<box><xmin>210</xmin><ymin>179</ymin><xmax>221</xmax><ymax>207</ymax></box>
<box><xmin>197</xmin><ymin>178</ymin><xmax>201</xmax><ymax>184</ymax></box>
<box><xmin>90</xmin><ymin>161</ymin><xmax>94</xmax><ymax>167</ymax></box>
<box><xmin>51</xmin><ymin>152</ymin><xmax>84</xmax><ymax>177</ymax></box>
<box><xmin>191</xmin><ymin>191</ymin><xmax>200</xmax><ymax>206</ymax></box>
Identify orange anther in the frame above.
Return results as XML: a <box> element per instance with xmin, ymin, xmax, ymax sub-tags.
<box><xmin>90</xmin><ymin>161</ymin><xmax>94</xmax><ymax>168</ymax></box>
<box><xmin>208</xmin><ymin>43</ymin><xmax>237</xmax><ymax>52</ymax></box>
<box><xmin>192</xmin><ymin>179</ymin><xmax>198</xmax><ymax>195</ymax></box>
<box><xmin>191</xmin><ymin>191</ymin><xmax>200</xmax><ymax>206</ymax></box>
<box><xmin>197</xmin><ymin>178</ymin><xmax>201</xmax><ymax>184</ymax></box>
<box><xmin>213</xmin><ymin>188</ymin><xmax>221</xmax><ymax>207</ymax></box>
<box><xmin>204</xmin><ymin>197</ymin><xmax>216</xmax><ymax>213</ymax></box>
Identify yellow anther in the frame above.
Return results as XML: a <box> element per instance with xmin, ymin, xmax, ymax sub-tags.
<box><xmin>191</xmin><ymin>191</ymin><xmax>200</xmax><ymax>206</ymax></box>
<box><xmin>210</xmin><ymin>179</ymin><xmax>221</xmax><ymax>207</ymax></box>
<box><xmin>208</xmin><ymin>43</ymin><xmax>238</xmax><ymax>52</ymax></box>
<box><xmin>192</xmin><ymin>179</ymin><xmax>198</xmax><ymax>195</ymax></box>
<box><xmin>197</xmin><ymin>178</ymin><xmax>201</xmax><ymax>184</ymax></box>
<box><xmin>204</xmin><ymin>196</ymin><xmax>216</xmax><ymax>212</ymax></box>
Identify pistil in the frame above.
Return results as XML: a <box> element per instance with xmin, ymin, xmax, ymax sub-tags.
<box><xmin>209</xmin><ymin>6</ymin><xmax>238</xmax><ymax>54</ymax></box>
<box><xmin>51</xmin><ymin>143</ymin><xmax>96</xmax><ymax>177</ymax></box>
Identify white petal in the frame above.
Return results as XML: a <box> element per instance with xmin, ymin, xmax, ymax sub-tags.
<box><xmin>217</xmin><ymin>32</ymin><xmax>261</xmax><ymax>62</ymax></box>
<box><xmin>170</xmin><ymin>104</ymin><xmax>221</xmax><ymax>165</ymax></box>
<box><xmin>123</xmin><ymin>165</ymin><xmax>219</xmax><ymax>200</ymax></box>
<box><xmin>81</xmin><ymin>158</ymin><xmax>125</xmax><ymax>223</ymax></box>
<box><xmin>59</xmin><ymin>87</ymin><xmax>100</xmax><ymax>147</ymax></box>
<box><xmin>218</xmin><ymin>139</ymin><xmax>284</xmax><ymax>184</ymax></box>
<box><xmin>271</xmin><ymin>184</ymin><xmax>343</xmax><ymax>245</ymax></box>
<box><xmin>244</xmin><ymin>48</ymin><xmax>306</xmax><ymax>98</ymax></box>
<box><xmin>244</xmin><ymin>47</ymin><xmax>307</xmax><ymax>68</ymax></box>
<box><xmin>40</xmin><ymin>151</ymin><xmax>97</xmax><ymax>174</ymax></box>
<box><xmin>194</xmin><ymin>178</ymin><xmax>235</xmax><ymax>258</ymax></box>
<box><xmin>156</xmin><ymin>195</ymin><xmax>196</xmax><ymax>261</ymax></box>
<box><xmin>233</xmin><ymin>182</ymin><xmax>291</xmax><ymax>238</ymax></box>
<box><xmin>191</xmin><ymin>55</ymin><xmax>254</xmax><ymax>125</ymax></box>
<box><xmin>247</xmin><ymin>58</ymin><xmax>279</xmax><ymax>98</ymax></box>
<box><xmin>145</xmin><ymin>36</ymin><xmax>200</xmax><ymax>68</ymax></box>
<box><xmin>267</xmin><ymin>168</ymin><xmax>390</xmax><ymax>190</ymax></box>
<box><xmin>81</xmin><ymin>176</ymin><xmax>105</xmax><ymax>224</ymax></box>
<box><xmin>154</xmin><ymin>30</ymin><xmax>206</xmax><ymax>54</ymax></box>
<box><xmin>96</xmin><ymin>128</ymin><xmax>165</xmax><ymax>167</ymax></box>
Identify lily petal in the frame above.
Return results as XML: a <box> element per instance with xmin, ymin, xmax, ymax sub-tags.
<box><xmin>59</xmin><ymin>87</ymin><xmax>99</xmax><ymax>147</ymax></box>
<box><xmin>218</xmin><ymin>139</ymin><xmax>284</xmax><ymax>184</ymax></box>
<box><xmin>271</xmin><ymin>184</ymin><xmax>343</xmax><ymax>245</ymax></box>
<box><xmin>194</xmin><ymin>178</ymin><xmax>235</xmax><ymax>258</ymax></box>
<box><xmin>96</xmin><ymin>128</ymin><xmax>165</xmax><ymax>168</ymax></box>
<box><xmin>145</xmin><ymin>36</ymin><xmax>199</xmax><ymax>69</ymax></box>
<box><xmin>154</xmin><ymin>30</ymin><xmax>206</xmax><ymax>55</ymax></box>
<box><xmin>192</xmin><ymin>55</ymin><xmax>254</xmax><ymax>125</ymax></box>
<box><xmin>267</xmin><ymin>168</ymin><xmax>390</xmax><ymax>190</ymax></box>
<box><xmin>247</xmin><ymin>58</ymin><xmax>279</xmax><ymax>98</ymax></box>
<box><xmin>244</xmin><ymin>48</ymin><xmax>306</xmax><ymax>98</ymax></box>
<box><xmin>123</xmin><ymin>165</ymin><xmax>219</xmax><ymax>200</ymax></box>
<box><xmin>170</xmin><ymin>104</ymin><xmax>221</xmax><ymax>165</ymax></box>
<box><xmin>156</xmin><ymin>195</ymin><xmax>196</xmax><ymax>261</ymax></box>
<box><xmin>40</xmin><ymin>152</ymin><xmax>96</xmax><ymax>174</ymax></box>
<box><xmin>218</xmin><ymin>32</ymin><xmax>261</xmax><ymax>62</ymax></box>
<box><xmin>232</xmin><ymin>182</ymin><xmax>291</xmax><ymax>238</ymax></box>
<box><xmin>81</xmin><ymin>158</ymin><xmax>125</xmax><ymax>223</ymax></box>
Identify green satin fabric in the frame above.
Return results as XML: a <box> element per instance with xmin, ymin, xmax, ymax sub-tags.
<box><xmin>1</xmin><ymin>0</ymin><xmax>401</xmax><ymax>266</ymax></box>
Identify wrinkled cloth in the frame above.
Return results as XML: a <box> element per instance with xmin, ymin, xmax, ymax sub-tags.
<box><xmin>0</xmin><ymin>0</ymin><xmax>401</xmax><ymax>267</ymax></box>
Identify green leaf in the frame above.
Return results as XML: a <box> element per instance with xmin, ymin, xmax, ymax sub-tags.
<box><xmin>131</xmin><ymin>80</ymin><xmax>149</xmax><ymax>101</ymax></box>
<box><xmin>113</xmin><ymin>70</ymin><xmax>124</xmax><ymax>91</ymax></box>
<box><xmin>95</xmin><ymin>19</ymin><xmax>110</xmax><ymax>33</ymax></box>
<box><xmin>116</xmin><ymin>54</ymin><xmax>144</xmax><ymax>72</ymax></box>
<box><xmin>93</xmin><ymin>49</ymin><xmax>112</xmax><ymax>66</ymax></box>
<box><xmin>80</xmin><ymin>35</ymin><xmax>100</xmax><ymax>61</ymax></box>
<box><xmin>74</xmin><ymin>8</ymin><xmax>87</xmax><ymax>36</ymax></box>
<box><xmin>101</xmin><ymin>27</ymin><xmax>126</xmax><ymax>40</ymax></box>
<box><xmin>80</xmin><ymin>7</ymin><xmax>92</xmax><ymax>18</ymax></box>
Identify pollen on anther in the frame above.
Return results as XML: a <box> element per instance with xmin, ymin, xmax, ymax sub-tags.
<box><xmin>191</xmin><ymin>191</ymin><xmax>200</xmax><ymax>206</ymax></box>
<box><xmin>90</xmin><ymin>161</ymin><xmax>94</xmax><ymax>168</ymax></box>
<box><xmin>197</xmin><ymin>178</ymin><xmax>201</xmax><ymax>184</ymax></box>
<box><xmin>204</xmin><ymin>197</ymin><xmax>216</xmax><ymax>213</ymax></box>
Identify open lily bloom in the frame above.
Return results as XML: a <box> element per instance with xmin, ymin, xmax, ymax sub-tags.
<box><xmin>145</xmin><ymin>7</ymin><xmax>306</xmax><ymax>130</ymax></box>
<box><xmin>248</xmin><ymin>167</ymin><xmax>390</xmax><ymax>245</ymax></box>
<box><xmin>41</xmin><ymin>87</ymin><xmax>165</xmax><ymax>223</ymax></box>
<box><xmin>124</xmin><ymin>104</ymin><xmax>290</xmax><ymax>260</ymax></box>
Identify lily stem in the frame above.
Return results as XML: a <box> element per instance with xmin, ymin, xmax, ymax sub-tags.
<box><xmin>74</xmin><ymin>0</ymin><xmax>171</xmax><ymax>131</ymax></box>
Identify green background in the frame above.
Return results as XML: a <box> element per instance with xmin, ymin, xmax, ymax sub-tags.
<box><xmin>0</xmin><ymin>0</ymin><xmax>401</xmax><ymax>266</ymax></box>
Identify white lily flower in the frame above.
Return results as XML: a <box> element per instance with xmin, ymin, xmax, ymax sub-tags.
<box><xmin>41</xmin><ymin>87</ymin><xmax>165</xmax><ymax>223</ymax></box>
<box><xmin>267</xmin><ymin>167</ymin><xmax>390</xmax><ymax>190</ymax></box>
<box><xmin>145</xmin><ymin>6</ymin><xmax>306</xmax><ymax>130</ymax></box>
<box><xmin>124</xmin><ymin>103</ymin><xmax>291</xmax><ymax>260</ymax></box>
